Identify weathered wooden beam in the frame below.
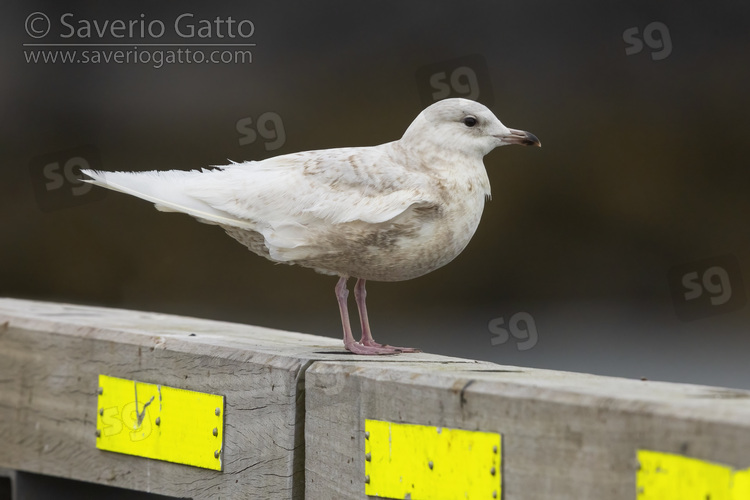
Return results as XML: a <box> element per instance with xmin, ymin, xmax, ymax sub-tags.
<box><xmin>304</xmin><ymin>361</ymin><xmax>750</xmax><ymax>499</ymax></box>
<box><xmin>3</xmin><ymin>298</ymin><xmax>750</xmax><ymax>499</ymax></box>
<box><xmin>0</xmin><ymin>298</ymin><xmax>471</xmax><ymax>499</ymax></box>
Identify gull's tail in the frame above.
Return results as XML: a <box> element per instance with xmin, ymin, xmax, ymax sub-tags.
<box><xmin>81</xmin><ymin>168</ymin><xmax>254</xmax><ymax>228</ymax></box>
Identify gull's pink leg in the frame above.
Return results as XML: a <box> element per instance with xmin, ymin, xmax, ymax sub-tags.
<box><xmin>354</xmin><ymin>278</ymin><xmax>421</xmax><ymax>353</ymax></box>
<box><xmin>353</xmin><ymin>278</ymin><xmax>380</xmax><ymax>347</ymax></box>
<box><xmin>335</xmin><ymin>277</ymin><xmax>402</xmax><ymax>355</ymax></box>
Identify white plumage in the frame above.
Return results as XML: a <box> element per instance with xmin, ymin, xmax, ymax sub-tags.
<box><xmin>83</xmin><ymin>98</ymin><xmax>540</xmax><ymax>354</ymax></box>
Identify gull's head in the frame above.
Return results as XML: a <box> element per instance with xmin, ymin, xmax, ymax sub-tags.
<box><xmin>402</xmin><ymin>98</ymin><xmax>541</xmax><ymax>157</ymax></box>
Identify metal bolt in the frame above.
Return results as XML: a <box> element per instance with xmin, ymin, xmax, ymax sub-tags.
<box><xmin>215</xmin><ymin>408</ymin><xmax>221</xmax><ymax>416</ymax></box>
<box><xmin>490</xmin><ymin>466</ymin><xmax>496</xmax><ymax>476</ymax></box>
<box><xmin>365</xmin><ymin>452</ymin><xmax>371</xmax><ymax>462</ymax></box>
<box><xmin>365</xmin><ymin>475</ymin><xmax>370</xmax><ymax>484</ymax></box>
<box><xmin>493</xmin><ymin>445</ymin><xmax>498</xmax><ymax>454</ymax></box>
<box><xmin>365</xmin><ymin>431</ymin><xmax>370</xmax><ymax>440</ymax></box>
<box><xmin>213</xmin><ymin>427</ymin><xmax>218</xmax><ymax>437</ymax></box>
<box><xmin>493</xmin><ymin>491</ymin><xmax>498</xmax><ymax>499</ymax></box>
<box><xmin>428</xmin><ymin>460</ymin><xmax>434</xmax><ymax>470</ymax></box>
<box><xmin>99</xmin><ymin>408</ymin><xmax>104</xmax><ymax>416</ymax></box>
<box><xmin>98</xmin><ymin>387</ymin><xmax>103</xmax><ymax>395</ymax></box>
<box><xmin>214</xmin><ymin>450</ymin><xmax>221</xmax><ymax>459</ymax></box>
<box><xmin>95</xmin><ymin>429</ymin><xmax>101</xmax><ymax>437</ymax></box>
<box><xmin>155</xmin><ymin>417</ymin><xmax>161</xmax><ymax>426</ymax></box>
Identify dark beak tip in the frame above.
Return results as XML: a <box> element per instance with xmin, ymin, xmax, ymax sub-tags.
<box><xmin>524</xmin><ymin>132</ymin><xmax>542</xmax><ymax>147</ymax></box>
<box><xmin>502</xmin><ymin>129</ymin><xmax>541</xmax><ymax>147</ymax></box>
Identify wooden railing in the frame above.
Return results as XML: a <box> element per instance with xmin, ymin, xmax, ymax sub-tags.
<box><xmin>1</xmin><ymin>298</ymin><xmax>749</xmax><ymax>499</ymax></box>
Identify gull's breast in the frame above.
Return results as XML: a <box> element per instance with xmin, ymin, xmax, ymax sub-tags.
<box><xmin>297</xmin><ymin>184</ymin><xmax>488</xmax><ymax>282</ymax></box>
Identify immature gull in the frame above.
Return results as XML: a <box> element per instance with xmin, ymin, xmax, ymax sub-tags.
<box><xmin>82</xmin><ymin>98</ymin><xmax>540</xmax><ymax>355</ymax></box>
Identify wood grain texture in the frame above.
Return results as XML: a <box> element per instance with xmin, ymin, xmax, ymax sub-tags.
<box><xmin>0</xmin><ymin>315</ymin><xmax>304</xmax><ymax>499</ymax></box>
<box><xmin>6</xmin><ymin>298</ymin><xmax>750</xmax><ymax>500</ymax></box>
<box><xmin>304</xmin><ymin>361</ymin><xmax>750</xmax><ymax>499</ymax></box>
<box><xmin>0</xmin><ymin>298</ymin><xmax>473</xmax><ymax>499</ymax></box>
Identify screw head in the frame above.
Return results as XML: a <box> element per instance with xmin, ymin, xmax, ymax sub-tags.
<box><xmin>215</xmin><ymin>408</ymin><xmax>221</xmax><ymax>416</ymax></box>
<box><xmin>365</xmin><ymin>475</ymin><xmax>370</xmax><ymax>484</ymax></box>
<box><xmin>95</xmin><ymin>429</ymin><xmax>101</xmax><ymax>437</ymax></box>
<box><xmin>213</xmin><ymin>427</ymin><xmax>218</xmax><ymax>437</ymax></box>
<box><xmin>97</xmin><ymin>387</ymin><xmax>103</xmax><ymax>395</ymax></box>
<box><xmin>214</xmin><ymin>450</ymin><xmax>220</xmax><ymax>459</ymax></box>
<box><xmin>365</xmin><ymin>431</ymin><xmax>370</xmax><ymax>439</ymax></box>
<box><xmin>155</xmin><ymin>417</ymin><xmax>161</xmax><ymax>426</ymax></box>
<box><xmin>99</xmin><ymin>408</ymin><xmax>104</xmax><ymax>416</ymax></box>
<box><xmin>428</xmin><ymin>460</ymin><xmax>434</xmax><ymax>470</ymax></box>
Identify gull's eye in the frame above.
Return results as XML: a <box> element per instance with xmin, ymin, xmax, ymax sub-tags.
<box><xmin>462</xmin><ymin>116</ymin><xmax>478</xmax><ymax>128</ymax></box>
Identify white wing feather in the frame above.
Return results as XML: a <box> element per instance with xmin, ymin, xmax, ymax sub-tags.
<box><xmin>81</xmin><ymin>168</ymin><xmax>256</xmax><ymax>229</ymax></box>
<box><xmin>81</xmin><ymin>143</ymin><xmax>433</xmax><ymax>254</ymax></box>
<box><xmin>188</xmin><ymin>145</ymin><xmax>431</xmax><ymax>225</ymax></box>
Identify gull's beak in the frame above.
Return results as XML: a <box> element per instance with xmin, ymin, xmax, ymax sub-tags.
<box><xmin>497</xmin><ymin>128</ymin><xmax>541</xmax><ymax>147</ymax></box>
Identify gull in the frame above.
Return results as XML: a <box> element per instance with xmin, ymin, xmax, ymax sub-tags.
<box><xmin>82</xmin><ymin>98</ymin><xmax>540</xmax><ymax>355</ymax></box>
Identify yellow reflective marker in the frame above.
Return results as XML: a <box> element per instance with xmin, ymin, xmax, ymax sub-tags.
<box><xmin>96</xmin><ymin>375</ymin><xmax>224</xmax><ymax>470</ymax></box>
<box><xmin>637</xmin><ymin>450</ymin><xmax>750</xmax><ymax>500</ymax></box>
<box><xmin>365</xmin><ymin>419</ymin><xmax>501</xmax><ymax>499</ymax></box>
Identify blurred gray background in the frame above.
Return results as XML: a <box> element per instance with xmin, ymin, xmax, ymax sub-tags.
<box><xmin>2</xmin><ymin>1</ymin><xmax>749</xmax><ymax>389</ymax></box>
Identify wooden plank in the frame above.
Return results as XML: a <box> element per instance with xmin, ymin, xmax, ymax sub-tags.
<box><xmin>0</xmin><ymin>309</ymin><xmax>304</xmax><ymax>499</ymax></box>
<box><xmin>0</xmin><ymin>468</ymin><xmax>16</xmax><ymax>499</ymax></box>
<box><xmin>9</xmin><ymin>298</ymin><xmax>750</xmax><ymax>499</ymax></box>
<box><xmin>0</xmin><ymin>298</ymin><xmax>476</xmax><ymax>499</ymax></box>
<box><xmin>304</xmin><ymin>361</ymin><xmax>750</xmax><ymax>499</ymax></box>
